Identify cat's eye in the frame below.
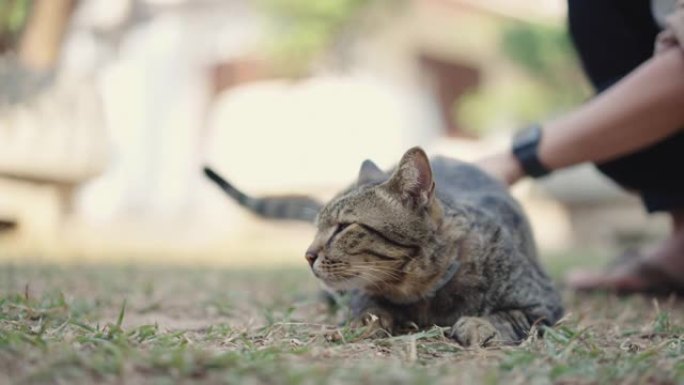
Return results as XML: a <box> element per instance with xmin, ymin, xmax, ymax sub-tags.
<box><xmin>333</xmin><ymin>223</ymin><xmax>351</xmax><ymax>236</ymax></box>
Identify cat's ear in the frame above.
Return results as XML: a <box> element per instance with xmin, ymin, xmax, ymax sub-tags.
<box><xmin>385</xmin><ymin>147</ymin><xmax>435</xmax><ymax>208</ymax></box>
<box><xmin>357</xmin><ymin>159</ymin><xmax>385</xmax><ymax>185</ymax></box>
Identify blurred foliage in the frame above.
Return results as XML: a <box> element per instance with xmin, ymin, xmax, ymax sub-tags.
<box><xmin>501</xmin><ymin>22</ymin><xmax>587</xmax><ymax>103</ymax></box>
<box><xmin>256</xmin><ymin>0</ymin><xmax>393</xmax><ymax>75</ymax></box>
<box><xmin>457</xmin><ymin>22</ymin><xmax>590</xmax><ymax>135</ymax></box>
<box><xmin>0</xmin><ymin>0</ymin><xmax>31</xmax><ymax>51</ymax></box>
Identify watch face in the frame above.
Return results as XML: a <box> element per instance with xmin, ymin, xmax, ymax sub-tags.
<box><xmin>515</xmin><ymin>126</ymin><xmax>540</xmax><ymax>147</ymax></box>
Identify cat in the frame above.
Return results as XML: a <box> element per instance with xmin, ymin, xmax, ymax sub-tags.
<box><xmin>204</xmin><ymin>147</ymin><xmax>563</xmax><ymax>346</ymax></box>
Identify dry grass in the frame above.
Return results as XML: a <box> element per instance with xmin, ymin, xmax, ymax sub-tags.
<box><xmin>1</xmin><ymin>258</ymin><xmax>683</xmax><ymax>385</ymax></box>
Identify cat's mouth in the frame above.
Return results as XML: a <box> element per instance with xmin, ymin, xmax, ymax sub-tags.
<box><xmin>313</xmin><ymin>267</ymin><xmax>365</xmax><ymax>290</ymax></box>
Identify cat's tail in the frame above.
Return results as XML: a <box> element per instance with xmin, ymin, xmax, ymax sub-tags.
<box><xmin>203</xmin><ymin>166</ymin><xmax>322</xmax><ymax>223</ymax></box>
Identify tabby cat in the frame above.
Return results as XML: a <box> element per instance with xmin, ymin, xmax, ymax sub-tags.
<box><xmin>204</xmin><ymin>147</ymin><xmax>563</xmax><ymax>346</ymax></box>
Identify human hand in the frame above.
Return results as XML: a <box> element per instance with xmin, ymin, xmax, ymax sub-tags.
<box><xmin>475</xmin><ymin>152</ymin><xmax>525</xmax><ymax>187</ymax></box>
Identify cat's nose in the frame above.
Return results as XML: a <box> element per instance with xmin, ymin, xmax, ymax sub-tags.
<box><xmin>305</xmin><ymin>250</ymin><xmax>318</xmax><ymax>267</ymax></box>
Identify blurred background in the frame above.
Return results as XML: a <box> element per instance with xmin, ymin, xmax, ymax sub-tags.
<box><xmin>0</xmin><ymin>0</ymin><xmax>669</xmax><ymax>267</ymax></box>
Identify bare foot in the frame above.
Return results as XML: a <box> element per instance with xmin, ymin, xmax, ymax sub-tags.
<box><xmin>566</xmin><ymin>209</ymin><xmax>684</xmax><ymax>294</ymax></box>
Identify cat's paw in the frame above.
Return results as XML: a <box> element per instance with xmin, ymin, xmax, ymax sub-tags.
<box><xmin>348</xmin><ymin>309</ymin><xmax>395</xmax><ymax>338</ymax></box>
<box><xmin>449</xmin><ymin>317</ymin><xmax>501</xmax><ymax>347</ymax></box>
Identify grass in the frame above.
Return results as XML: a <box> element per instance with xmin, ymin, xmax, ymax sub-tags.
<box><xmin>1</xmin><ymin>259</ymin><xmax>683</xmax><ymax>385</ymax></box>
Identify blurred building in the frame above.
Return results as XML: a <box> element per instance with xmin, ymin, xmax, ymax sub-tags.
<box><xmin>0</xmin><ymin>0</ymin><xmax>667</xmax><ymax>264</ymax></box>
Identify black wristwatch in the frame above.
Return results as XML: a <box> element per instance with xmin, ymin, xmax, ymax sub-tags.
<box><xmin>512</xmin><ymin>124</ymin><xmax>551</xmax><ymax>178</ymax></box>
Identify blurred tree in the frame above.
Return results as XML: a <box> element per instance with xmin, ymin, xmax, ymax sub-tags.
<box><xmin>0</xmin><ymin>0</ymin><xmax>31</xmax><ymax>53</ymax></box>
<box><xmin>501</xmin><ymin>22</ymin><xmax>588</xmax><ymax>108</ymax></box>
<box><xmin>256</xmin><ymin>0</ymin><xmax>395</xmax><ymax>75</ymax></box>
<box><xmin>456</xmin><ymin>22</ymin><xmax>590</xmax><ymax>135</ymax></box>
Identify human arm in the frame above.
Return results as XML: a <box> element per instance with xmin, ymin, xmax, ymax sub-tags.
<box><xmin>478</xmin><ymin>48</ymin><xmax>684</xmax><ymax>186</ymax></box>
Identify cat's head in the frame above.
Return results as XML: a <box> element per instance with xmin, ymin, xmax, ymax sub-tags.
<box><xmin>305</xmin><ymin>147</ymin><xmax>449</xmax><ymax>300</ymax></box>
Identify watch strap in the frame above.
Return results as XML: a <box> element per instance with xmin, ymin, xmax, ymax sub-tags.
<box><xmin>512</xmin><ymin>124</ymin><xmax>551</xmax><ymax>178</ymax></box>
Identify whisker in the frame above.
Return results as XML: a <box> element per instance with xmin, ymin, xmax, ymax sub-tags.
<box><xmin>356</xmin><ymin>266</ymin><xmax>404</xmax><ymax>282</ymax></box>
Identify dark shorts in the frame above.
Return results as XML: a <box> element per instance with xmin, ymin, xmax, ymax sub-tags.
<box><xmin>568</xmin><ymin>0</ymin><xmax>684</xmax><ymax>212</ymax></box>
